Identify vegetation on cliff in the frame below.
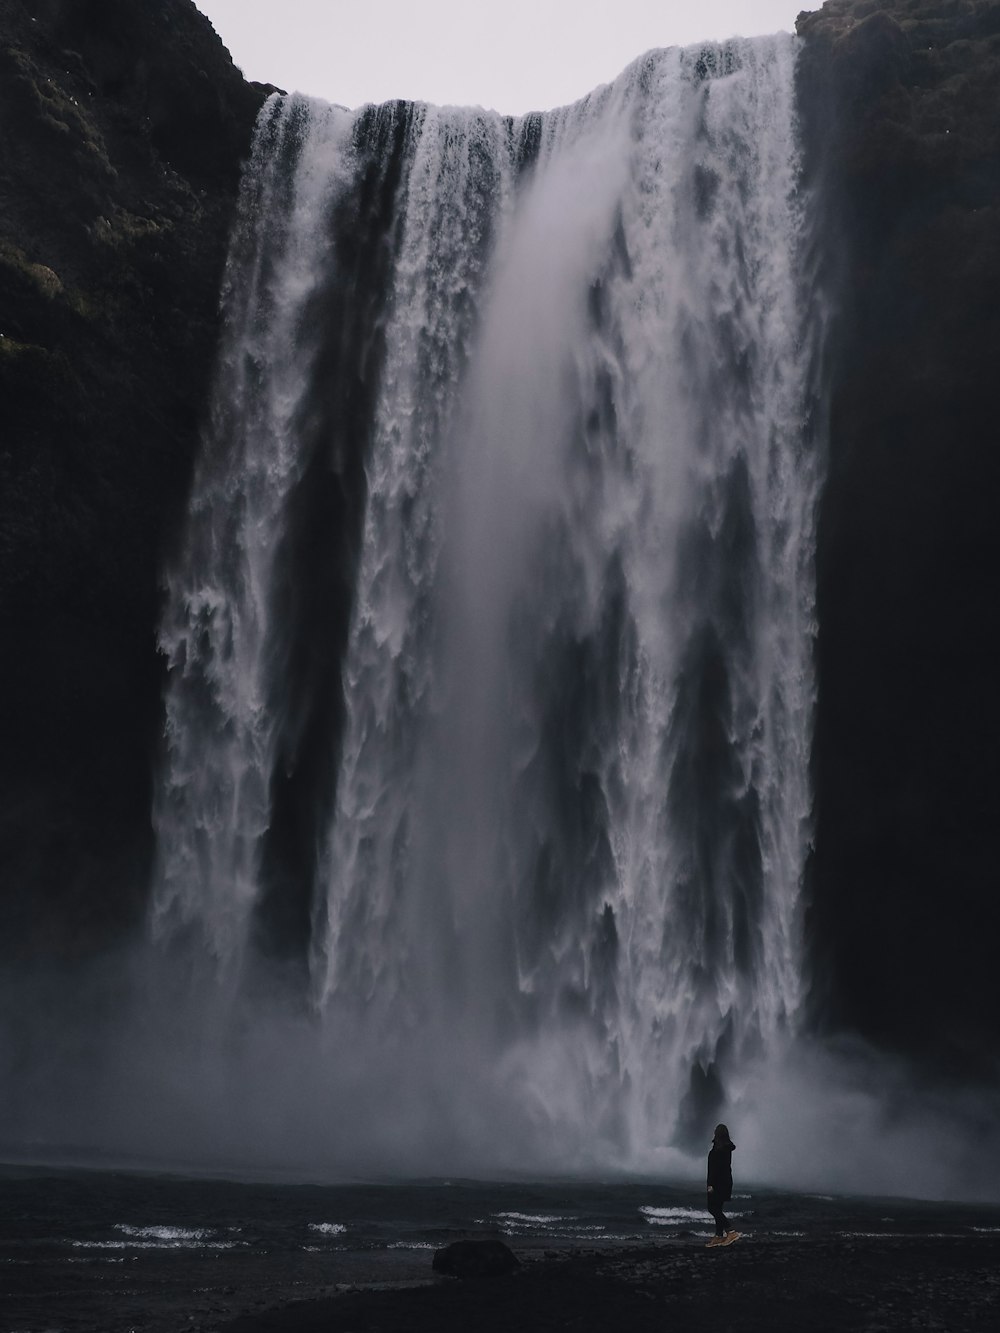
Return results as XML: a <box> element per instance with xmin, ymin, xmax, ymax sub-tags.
<box><xmin>0</xmin><ymin>0</ymin><xmax>267</xmax><ymax>952</ymax></box>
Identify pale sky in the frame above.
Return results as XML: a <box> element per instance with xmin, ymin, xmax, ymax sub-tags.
<box><xmin>196</xmin><ymin>1</ymin><xmax>809</xmax><ymax>114</ymax></box>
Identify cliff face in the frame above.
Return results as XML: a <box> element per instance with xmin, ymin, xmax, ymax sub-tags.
<box><xmin>0</xmin><ymin>0</ymin><xmax>268</xmax><ymax>953</ymax></box>
<box><xmin>797</xmin><ymin>0</ymin><xmax>1000</xmax><ymax>1069</ymax></box>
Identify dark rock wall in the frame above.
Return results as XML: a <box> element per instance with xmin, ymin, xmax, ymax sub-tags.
<box><xmin>0</xmin><ymin>0</ymin><xmax>267</xmax><ymax>955</ymax></box>
<box><xmin>797</xmin><ymin>0</ymin><xmax>1000</xmax><ymax>1072</ymax></box>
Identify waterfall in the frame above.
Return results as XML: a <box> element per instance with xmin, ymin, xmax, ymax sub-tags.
<box><xmin>152</xmin><ymin>33</ymin><xmax>824</xmax><ymax>1166</ymax></box>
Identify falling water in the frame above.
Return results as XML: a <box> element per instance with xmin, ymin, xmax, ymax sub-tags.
<box><xmin>152</xmin><ymin>34</ymin><xmax>824</xmax><ymax>1166</ymax></box>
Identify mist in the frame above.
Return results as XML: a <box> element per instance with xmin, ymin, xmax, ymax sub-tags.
<box><xmin>3</xmin><ymin>948</ymin><xmax>998</xmax><ymax>1205</ymax></box>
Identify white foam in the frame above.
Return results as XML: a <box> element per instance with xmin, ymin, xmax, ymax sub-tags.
<box><xmin>115</xmin><ymin>1224</ymin><xmax>211</xmax><ymax>1241</ymax></box>
<box><xmin>71</xmin><ymin>1238</ymin><xmax>238</xmax><ymax>1251</ymax></box>
<box><xmin>308</xmin><ymin>1222</ymin><xmax>346</xmax><ymax>1235</ymax></box>
<box><xmin>836</xmin><ymin>1231</ymin><xmax>962</xmax><ymax>1240</ymax></box>
<box><xmin>640</xmin><ymin>1205</ymin><xmax>740</xmax><ymax>1225</ymax></box>
<box><xmin>486</xmin><ymin>1212</ymin><xmax>609</xmax><ymax>1239</ymax></box>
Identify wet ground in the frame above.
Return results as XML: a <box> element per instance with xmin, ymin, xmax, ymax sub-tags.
<box><xmin>2</xmin><ymin>1161</ymin><xmax>997</xmax><ymax>1331</ymax></box>
<box><xmin>225</xmin><ymin>1232</ymin><xmax>1000</xmax><ymax>1332</ymax></box>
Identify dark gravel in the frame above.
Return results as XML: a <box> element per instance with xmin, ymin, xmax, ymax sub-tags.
<box><xmin>221</xmin><ymin>1232</ymin><xmax>1000</xmax><ymax>1332</ymax></box>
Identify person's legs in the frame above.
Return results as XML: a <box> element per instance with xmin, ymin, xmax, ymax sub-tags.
<box><xmin>708</xmin><ymin>1198</ymin><xmax>728</xmax><ymax>1238</ymax></box>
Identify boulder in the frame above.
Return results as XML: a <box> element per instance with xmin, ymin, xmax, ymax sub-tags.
<box><xmin>432</xmin><ymin>1239</ymin><xmax>521</xmax><ymax>1279</ymax></box>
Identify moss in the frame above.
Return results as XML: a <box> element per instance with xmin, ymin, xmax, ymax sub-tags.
<box><xmin>0</xmin><ymin>238</ymin><xmax>58</xmax><ymax>289</ymax></box>
<box><xmin>0</xmin><ymin>334</ymin><xmax>35</xmax><ymax>355</ymax></box>
<box><xmin>0</xmin><ymin>237</ymin><xmax>97</xmax><ymax>338</ymax></box>
<box><xmin>88</xmin><ymin>206</ymin><xmax>168</xmax><ymax>250</ymax></box>
<box><xmin>0</xmin><ymin>44</ymin><xmax>115</xmax><ymax>178</ymax></box>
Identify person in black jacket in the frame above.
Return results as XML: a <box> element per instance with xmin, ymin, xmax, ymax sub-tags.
<box><xmin>706</xmin><ymin>1123</ymin><xmax>738</xmax><ymax>1246</ymax></box>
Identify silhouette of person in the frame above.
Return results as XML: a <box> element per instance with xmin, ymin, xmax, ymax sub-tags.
<box><xmin>706</xmin><ymin>1122</ymin><xmax>738</xmax><ymax>1246</ymax></box>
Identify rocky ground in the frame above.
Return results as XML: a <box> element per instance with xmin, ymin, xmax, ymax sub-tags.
<box><xmin>5</xmin><ymin>1168</ymin><xmax>996</xmax><ymax>1333</ymax></box>
<box><xmin>221</xmin><ymin>1233</ymin><xmax>1000</xmax><ymax>1332</ymax></box>
<box><xmin>7</xmin><ymin>1228</ymin><xmax>997</xmax><ymax>1332</ymax></box>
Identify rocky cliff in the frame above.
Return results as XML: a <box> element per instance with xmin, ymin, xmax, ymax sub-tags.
<box><xmin>0</xmin><ymin>0</ymin><xmax>268</xmax><ymax>953</ymax></box>
<box><xmin>796</xmin><ymin>0</ymin><xmax>1000</xmax><ymax>1070</ymax></box>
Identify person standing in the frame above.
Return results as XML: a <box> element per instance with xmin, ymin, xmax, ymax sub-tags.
<box><xmin>706</xmin><ymin>1123</ymin><xmax>740</xmax><ymax>1246</ymax></box>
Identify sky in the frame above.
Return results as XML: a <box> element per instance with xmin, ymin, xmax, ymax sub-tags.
<box><xmin>195</xmin><ymin>1</ymin><xmax>809</xmax><ymax>115</ymax></box>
